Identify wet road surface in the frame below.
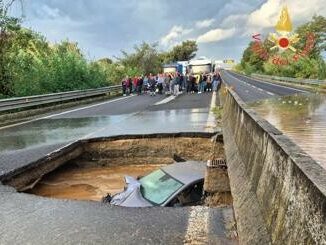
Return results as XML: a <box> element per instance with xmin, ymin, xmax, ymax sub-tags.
<box><xmin>0</xmin><ymin>92</ymin><xmax>239</xmax><ymax>245</ymax></box>
<box><xmin>249</xmin><ymin>93</ymin><xmax>326</xmax><ymax>168</ymax></box>
<box><xmin>0</xmin><ymin>93</ymin><xmax>215</xmax><ymax>177</ymax></box>
<box><xmin>222</xmin><ymin>71</ymin><xmax>326</xmax><ymax>168</ymax></box>
<box><xmin>221</xmin><ymin>70</ymin><xmax>306</xmax><ymax>102</ymax></box>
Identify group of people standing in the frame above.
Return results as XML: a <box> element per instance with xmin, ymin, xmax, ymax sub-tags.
<box><xmin>121</xmin><ymin>71</ymin><xmax>221</xmax><ymax>97</ymax></box>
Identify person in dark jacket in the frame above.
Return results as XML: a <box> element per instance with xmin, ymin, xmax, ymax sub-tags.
<box><xmin>173</xmin><ymin>73</ymin><xmax>181</xmax><ymax>96</ymax></box>
<box><xmin>186</xmin><ymin>73</ymin><xmax>193</xmax><ymax>94</ymax></box>
<box><xmin>137</xmin><ymin>76</ymin><xmax>143</xmax><ymax>95</ymax></box>
<box><xmin>148</xmin><ymin>75</ymin><xmax>156</xmax><ymax>96</ymax></box>
<box><xmin>121</xmin><ymin>77</ymin><xmax>127</xmax><ymax>96</ymax></box>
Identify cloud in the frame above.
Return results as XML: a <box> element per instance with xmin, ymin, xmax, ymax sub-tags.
<box><xmin>15</xmin><ymin>0</ymin><xmax>326</xmax><ymax>62</ymax></box>
<box><xmin>195</xmin><ymin>19</ymin><xmax>215</xmax><ymax>28</ymax></box>
<box><xmin>38</xmin><ymin>5</ymin><xmax>61</xmax><ymax>19</ymax></box>
<box><xmin>197</xmin><ymin>28</ymin><xmax>236</xmax><ymax>43</ymax></box>
<box><xmin>246</xmin><ymin>0</ymin><xmax>282</xmax><ymax>30</ymax></box>
<box><xmin>219</xmin><ymin>0</ymin><xmax>326</xmax><ymax>38</ymax></box>
<box><xmin>247</xmin><ymin>0</ymin><xmax>325</xmax><ymax>30</ymax></box>
<box><xmin>160</xmin><ymin>25</ymin><xmax>193</xmax><ymax>46</ymax></box>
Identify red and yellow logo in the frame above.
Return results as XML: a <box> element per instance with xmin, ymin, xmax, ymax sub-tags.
<box><xmin>268</xmin><ymin>6</ymin><xmax>300</xmax><ymax>52</ymax></box>
<box><xmin>251</xmin><ymin>6</ymin><xmax>315</xmax><ymax>66</ymax></box>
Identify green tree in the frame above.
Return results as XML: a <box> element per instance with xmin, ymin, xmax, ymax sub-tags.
<box><xmin>0</xmin><ymin>0</ymin><xmax>21</xmax><ymax>96</ymax></box>
<box><xmin>164</xmin><ymin>40</ymin><xmax>198</xmax><ymax>63</ymax></box>
<box><xmin>118</xmin><ymin>42</ymin><xmax>161</xmax><ymax>75</ymax></box>
<box><xmin>295</xmin><ymin>15</ymin><xmax>326</xmax><ymax>58</ymax></box>
<box><xmin>97</xmin><ymin>58</ymin><xmax>113</xmax><ymax>65</ymax></box>
<box><xmin>239</xmin><ymin>42</ymin><xmax>265</xmax><ymax>74</ymax></box>
<box><xmin>238</xmin><ymin>15</ymin><xmax>326</xmax><ymax>79</ymax></box>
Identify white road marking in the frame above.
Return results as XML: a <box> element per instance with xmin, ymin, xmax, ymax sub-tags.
<box><xmin>183</xmin><ymin>207</ymin><xmax>210</xmax><ymax>244</ymax></box>
<box><xmin>248</xmin><ymin>75</ymin><xmax>308</xmax><ymax>93</ymax></box>
<box><xmin>0</xmin><ymin>95</ymin><xmax>134</xmax><ymax>131</ymax></box>
<box><xmin>226</xmin><ymin>71</ymin><xmax>306</xmax><ymax>96</ymax></box>
<box><xmin>225</xmin><ymin>72</ymin><xmax>271</xmax><ymax>96</ymax></box>
<box><xmin>43</xmin><ymin>95</ymin><xmax>135</xmax><ymax>119</ymax></box>
<box><xmin>206</xmin><ymin>91</ymin><xmax>217</xmax><ymax>132</ymax></box>
<box><xmin>154</xmin><ymin>95</ymin><xmax>176</xmax><ymax>105</ymax></box>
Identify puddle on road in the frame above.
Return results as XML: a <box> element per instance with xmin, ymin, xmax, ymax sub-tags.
<box><xmin>249</xmin><ymin>93</ymin><xmax>326</xmax><ymax>168</ymax></box>
<box><xmin>27</xmin><ymin>164</ymin><xmax>163</xmax><ymax>201</ymax></box>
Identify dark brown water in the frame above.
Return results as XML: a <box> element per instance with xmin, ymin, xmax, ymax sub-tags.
<box><xmin>28</xmin><ymin>164</ymin><xmax>164</xmax><ymax>201</ymax></box>
<box><xmin>249</xmin><ymin>93</ymin><xmax>326</xmax><ymax>169</ymax></box>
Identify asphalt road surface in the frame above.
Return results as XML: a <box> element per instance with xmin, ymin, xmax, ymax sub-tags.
<box><xmin>0</xmin><ymin>92</ymin><xmax>239</xmax><ymax>245</ymax></box>
<box><xmin>0</xmin><ymin>185</ymin><xmax>236</xmax><ymax>244</ymax></box>
<box><xmin>221</xmin><ymin>70</ymin><xmax>307</xmax><ymax>102</ymax></box>
<box><xmin>0</xmin><ymin>92</ymin><xmax>214</xmax><ymax>179</ymax></box>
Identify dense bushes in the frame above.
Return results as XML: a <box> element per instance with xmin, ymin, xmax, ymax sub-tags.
<box><xmin>0</xmin><ymin>26</ymin><xmax>109</xmax><ymax>98</ymax></box>
<box><xmin>0</xmin><ymin>26</ymin><xmax>198</xmax><ymax>98</ymax></box>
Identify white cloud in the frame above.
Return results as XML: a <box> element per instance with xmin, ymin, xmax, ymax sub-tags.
<box><xmin>220</xmin><ymin>14</ymin><xmax>247</xmax><ymax>28</ymax></box>
<box><xmin>252</xmin><ymin>0</ymin><xmax>324</xmax><ymax>29</ymax></box>
<box><xmin>197</xmin><ymin>28</ymin><xmax>236</xmax><ymax>43</ymax></box>
<box><xmin>160</xmin><ymin>25</ymin><xmax>193</xmax><ymax>46</ymax></box>
<box><xmin>195</xmin><ymin>19</ymin><xmax>215</xmax><ymax>29</ymax></box>
<box><xmin>219</xmin><ymin>0</ymin><xmax>326</xmax><ymax>38</ymax></box>
<box><xmin>40</xmin><ymin>5</ymin><xmax>61</xmax><ymax>19</ymax></box>
<box><xmin>247</xmin><ymin>0</ymin><xmax>282</xmax><ymax>30</ymax></box>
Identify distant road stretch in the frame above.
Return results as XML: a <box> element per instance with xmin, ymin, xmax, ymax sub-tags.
<box><xmin>221</xmin><ymin>70</ymin><xmax>307</xmax><ymax>102</ymax></box>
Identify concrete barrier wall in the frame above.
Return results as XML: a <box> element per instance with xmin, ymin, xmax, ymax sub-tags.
<box><xmin>222</xmin><ymin>89</ymin><xmax>326</xmax><ymax>244</ymax></box>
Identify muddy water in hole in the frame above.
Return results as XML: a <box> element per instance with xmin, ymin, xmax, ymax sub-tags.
<box><xmin>28</xmin><ymin>164</ymin><xmax>164</xmax><ymax>201</ymax></box>
<box><xmin>249</xmin><ymin>93</ymin><xmax>326</xmax><ymax>169</ymax></box>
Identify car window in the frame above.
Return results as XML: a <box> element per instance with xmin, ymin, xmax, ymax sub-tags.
<box><xmin>139</xmin><ymin>169</ymin><xmax>183</xmax><ymax>205</ymax></box>
<box><xmin>167</xmin><ymin>181</ymin><xmax>204</xmax><ymax>207</ymax></box>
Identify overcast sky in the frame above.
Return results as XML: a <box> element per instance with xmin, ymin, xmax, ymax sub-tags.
<box><xmin>9</xmin><ymin>0</ymin><xmax>326</xmax><ymax>61</ymax></box>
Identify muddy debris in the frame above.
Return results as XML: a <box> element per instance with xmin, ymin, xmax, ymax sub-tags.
<box><xmin>18</xmin><ymin>136</ymin><xmax>231</xmax><ymax>208</ymax></box>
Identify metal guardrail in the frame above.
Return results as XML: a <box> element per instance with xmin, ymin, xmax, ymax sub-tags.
<box><xmin>252</xmin><ymin>73</ymin><xmax>326</xmax><ymax>87</ymax></box>
<box><xmin>0</xmin><ymin>85</ymin><xmax>121</xmax><ymax>113</ymax></box>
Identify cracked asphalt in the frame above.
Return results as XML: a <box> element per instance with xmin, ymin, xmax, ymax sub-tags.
<box><xmin>0</xmin><ymin>92</ymin><xmax>238</xmax><ymax>244</ymax></box>
<box><xmin>0</xmin><ymin>93</ymin><xmax>213</xmax><ymax>179</ymax></box>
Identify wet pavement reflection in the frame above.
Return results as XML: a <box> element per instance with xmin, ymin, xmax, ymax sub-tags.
<box><xmin>0</xmin><ymin>116</ymin><xmax>128</xmax><ymax>152</ymax></box>
<box><xmin>0</xmin><ymin>109</ymin><xmax>212</xmax><ymax>153</ymax></box>
<box><xmin>249</xmin><ymin>93</ymin><xmax>326</xmax><ymax>169</ymax></box>
<box><xmin>27</xmin><ymin>164</ymin><xmax>164</xmax><ymax>201</ymax></box>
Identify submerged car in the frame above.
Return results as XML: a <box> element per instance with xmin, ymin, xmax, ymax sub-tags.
<box><xmin>103</xmin><ymin>161</ymin><xmax>206</xmax><ymax>207</ymax></box>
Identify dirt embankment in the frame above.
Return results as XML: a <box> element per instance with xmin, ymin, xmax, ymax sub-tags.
<box><xmin>80</xmin><ymin>137</ymin><xmax>225</xmax><ymax>167</ymax></box>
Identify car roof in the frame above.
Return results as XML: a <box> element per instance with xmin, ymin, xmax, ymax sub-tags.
<box><xmin>161</xmin><ymin>161</ymin><xmax>206</xmax><ymax>185</ymax></box>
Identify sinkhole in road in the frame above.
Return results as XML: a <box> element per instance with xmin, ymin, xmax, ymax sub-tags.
<box><xmin>9</xmin><ymin>134</ymin><xmax>232</xmax><ymax>207</ymax></box>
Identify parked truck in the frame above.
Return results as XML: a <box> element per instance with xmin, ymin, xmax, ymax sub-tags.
<box><xmin>163</xmin><ymin>61</ymin><xmax>188</xmax><ymax>75</ymax></box>
<box><xmin>187</xmin><ymin>57</ymin><xmax>213</xmax><ymax>75</ymax></box>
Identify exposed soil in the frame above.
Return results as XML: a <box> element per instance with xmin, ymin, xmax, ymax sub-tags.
<box><xmin>25</xmin><ymin>136</ymin><xmax>229</xmax><ymax>205</ymax></box>
<box><xmin>204</xmin><ymin>192</ymin><xmax>233</xmax><ymax>207</ymax></box>
<box><xmin>81</xmin><ymin>137</ymin><xmax>225</xmax><ymax>165</ymax></box>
